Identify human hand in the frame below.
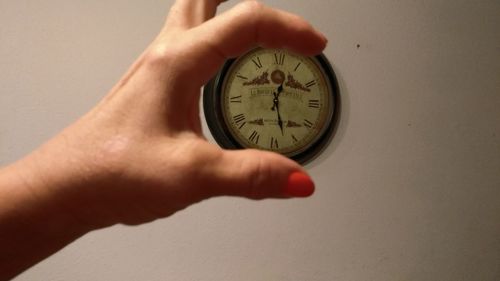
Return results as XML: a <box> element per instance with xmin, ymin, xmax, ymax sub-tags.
<box><xmin>12</xmin><ymin>0</ymin><xmax>327</xmax><ymax>229</ymax></box>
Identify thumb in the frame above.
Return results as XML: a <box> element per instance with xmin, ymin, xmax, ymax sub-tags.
<box><xmin>205</xmin><ymin>149</ymin><xmax>315</xmax><ymax>200</ymax></box>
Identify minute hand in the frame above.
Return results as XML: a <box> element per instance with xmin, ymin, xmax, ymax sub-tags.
<box><xmin>272</xmin><ymin>85</ymin><xmax>284</xmax><ymax>135</ymax></box>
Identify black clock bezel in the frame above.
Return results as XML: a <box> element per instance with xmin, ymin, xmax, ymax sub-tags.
<box><xmin>203</xmin><ymin>50</ymin><xmax>340</xmax><ymax>164</ymax></box>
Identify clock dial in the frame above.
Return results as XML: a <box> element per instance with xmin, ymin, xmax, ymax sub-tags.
<box><xmin>220</xmin><ymin>48</ymin><xmax>334</xmax><ymax>157</ymax></box>
<box><xmin>203</xmin><ymin>47</ymin><xmax>339</xmax><ymax>164</ymax></box>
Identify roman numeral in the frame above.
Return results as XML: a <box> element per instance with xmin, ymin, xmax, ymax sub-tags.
<box><xmin>270</xmin><ymin>137</ymin><xmax>279</xmax><ymax>149</ymax></box>
<box><xmin>294</xmin><ymin>62</ymin><xmax>302</xmax><ymax>72</ymax></box>
<box><xmin>308</xmin><ymin>99</ymin><xmax>320</xmax><ymax>108</ymax></box>
<box><xmin>274</xmin><ymin>53</ymin><xmax>285</xmax><ymax>65</ymax></box>
<box><xmin>303</xmin><ymin>119</ymin><xmax>313</xmax><ymax>129</ymax></box>
<box><xmin>230</xmin><ymin>95</ymin><xmax>242</xmax><ymax>103</ymax></box>
<box><xmin>291</xmin><ymin>134</ymin><xmax>298</xmax><ymax>143</ymax></box>
<box><xmin>236</xmin><ymin>74</ymin><xmax>248</xmax><ymax>80</ymax></box>
<box><xmin>305</xmin><ymin>80</ymin><xmax>317</xmax><ymax>88</ymax></box>
<box><xmin>249</xmin><ymin>131</ymin><xmax>260</xmax><ymax>144</ymax></box>
<box><xmin>252</xmin><ymin>57</ymin><xmax>263</xmax><ymax>69</ymax></box>
<box><xmin>233</xmin><ymin>114</ymin><xmax>246</xmax><ymax>128</ymax></box>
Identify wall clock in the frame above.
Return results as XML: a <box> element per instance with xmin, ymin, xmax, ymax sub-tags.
<box><xmin>203</xmin><ymin>47</ymin><xmax>339</xmax><ymax>164</ymax></box>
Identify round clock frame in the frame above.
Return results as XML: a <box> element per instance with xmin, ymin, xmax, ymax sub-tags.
<box><xmin>203</xmin><ymin>48</ymin><xmax>340</xmax><ymax>164</ymax></box>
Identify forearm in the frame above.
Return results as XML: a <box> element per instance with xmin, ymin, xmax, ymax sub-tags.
<box><xmin>0</xmin><ymin>159</ymin><xmax>89</xmax><ymax>280</ymax></box>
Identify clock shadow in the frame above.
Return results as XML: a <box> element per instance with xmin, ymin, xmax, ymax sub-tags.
<box><xmin>304</xmin><ymin>65</ymin><xmax>349</xmax><ymax>169</ymax></box>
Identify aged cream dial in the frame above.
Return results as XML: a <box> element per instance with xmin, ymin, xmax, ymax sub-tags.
<box><xmin>221</xmin><ymin>48</ymin><xmax>333</xmax><ymax>157</ymax></box>
<box><xmin>204</xmin><ymin>47</ymin><xmax>338</xmax><ymax>164</ymax></box>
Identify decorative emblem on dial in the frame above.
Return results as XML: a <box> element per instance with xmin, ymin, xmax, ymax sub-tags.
<box><xmin>203</xmin><ymin>48</ymin><xmax>339</xmax><ymax>164</ymax></box>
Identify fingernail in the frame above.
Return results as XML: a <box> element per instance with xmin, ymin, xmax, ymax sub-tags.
<box><xmin>285</xmin><ymin>172</ymin><xmax>315</xmax><ymax>197</ymax></box>
<box><xmin>321</xmin><ymin>33</ymin><xmax>328</xmax><ymax>44</ymax></box>
<box><xmin>317</xmin><ymin>31</ymin><xmax>328</xmax><ymax>45</ymax></box>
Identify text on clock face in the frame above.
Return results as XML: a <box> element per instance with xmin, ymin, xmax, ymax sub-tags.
<box><xmin>220</xmin><ymin>48</ymin><xmax>332</xmax><ymax>156</ymax></box>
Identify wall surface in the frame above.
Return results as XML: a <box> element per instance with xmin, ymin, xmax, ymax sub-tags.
<box><xmin>2</xmin><ymin>1</ymin><xmax>499</xmax><ymax>280</ymax></box>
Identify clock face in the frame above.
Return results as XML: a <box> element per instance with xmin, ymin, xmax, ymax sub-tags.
<box><xmin>204</xmin><ymin>48</ymin><xmax>338</xmax><ymax>164</ymax></box>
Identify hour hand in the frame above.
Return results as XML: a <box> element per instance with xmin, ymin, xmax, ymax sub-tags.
<box><xmin>271</xmin><ymin>84</ymin><xmax>283</xmax><ymax>111</ymax></box>
<box><xmin>277</xmin><ymin>84</ymin><xmax>283</xmax><ymax>96</ymax></box>
<box><xmin>271</xmin><ymin>93</ymin><xmax>279</xmax><ymax>111</ymax></box>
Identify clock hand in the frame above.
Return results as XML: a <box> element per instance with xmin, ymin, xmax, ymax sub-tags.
<box><xmin>271</xmin><ymin>84</ymin><xmax>285</xmax><ymax>135</ymax></box>
<box><xmin>277</xmin><ymin>84</ymin><xmax>283</xmax><ymax>97</ymax></box>
<box><xmin>276</xmin><ymin>104</ymin><xmax>284</xmax><ymax>136</ymax></box>
<box><xmin>271</xmin><ymin>84</ymin><xmax>284</xmax><ymax>111</ymax></box>
<box><xmin>271</xmin><ymin>93</ymin><xmax>278</xmax><ymax>111</ymax></box>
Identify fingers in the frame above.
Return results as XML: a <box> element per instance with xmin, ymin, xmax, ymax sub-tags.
<box><xmin>179</xmin><ymin>1</ymin><xmax>328</xmax><ymax>85</ymax></box>
<box><xmin>201</xmin><ymin>1</ymin><xmax>327</xmax><ymax>56</ymax></box>
<box><xmin>142</xmin><ymin>1</ymin><xmax>327</xmax><ymax>131</ymax></box>
<box><xmin>203</xmin><ymin>149</ymin><xmax>315</xmax><ymax>200</ymax></box>
<box><xmin>165</xmin><ymin>0</ymin><xmax>227</xmax><ymax>30</ymax></box>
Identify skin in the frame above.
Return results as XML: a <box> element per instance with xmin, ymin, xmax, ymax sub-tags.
<box><xmin>0</xmin><ymin>0</ymin><xmax>326</xmax><ymax>279</ymax></box>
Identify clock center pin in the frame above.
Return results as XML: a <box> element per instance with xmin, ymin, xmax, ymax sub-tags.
<box><xmin>271</xmin><ymin>69</ymin><xmax>285</xmax><ymax>84</ymax></box>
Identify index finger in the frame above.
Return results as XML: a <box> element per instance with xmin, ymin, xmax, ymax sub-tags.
<box><xmin>179</xmin><ymin>1</ymin><xmax>328</xmax><ymax>85</ymax></box>
<box><xmin>164</xmin><ymin>0</ymin><xmax>227</xmax><ymax>30</ymax></box>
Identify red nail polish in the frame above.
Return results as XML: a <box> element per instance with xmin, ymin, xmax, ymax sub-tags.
<box><xmin>285</xmin><ymin>172</ymin><xmax>315</xmax><ymax>197</ymax></box>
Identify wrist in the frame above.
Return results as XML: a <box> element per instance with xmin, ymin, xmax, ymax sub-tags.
<box><xmin>0</xmin><ymin>158</ymin><xmax>90</xmax><ymax>279</ymax></box>
<box><xmin>1</xmin><ymin>154</ymin><xmax>93</xmax><ymax>236</ymax></box>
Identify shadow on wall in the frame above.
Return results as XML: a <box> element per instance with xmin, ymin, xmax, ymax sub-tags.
<box><xmin>307</xmin><ymin>62</ymin><xmax>350</xmax><ymax>169</ymax></box>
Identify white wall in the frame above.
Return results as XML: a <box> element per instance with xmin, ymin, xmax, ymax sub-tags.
<box><xmin>2</xmin><ymin>1</ymin><xmax>499</xmax><ymax>280</ymax></box>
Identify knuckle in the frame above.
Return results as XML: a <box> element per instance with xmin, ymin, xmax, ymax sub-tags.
<box><xmin>144</xmin><ymin>43</ymin><xmax>174</xmax><ymax>66</ymax></box>
<box><xmin>243</xmin><ymin>0</ymin><xmax>264</xmax><ymax>10</ymax></box>
<box><xmin>237</xmin><ymin>0</ymin><xmax>264</xmax><ymax>17</ymax></box>
<box><xmin>144</xmin><ymin>38</ymin><xmax>184</xmax><ymax>67</ymax></box>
